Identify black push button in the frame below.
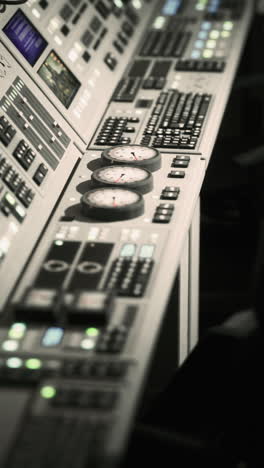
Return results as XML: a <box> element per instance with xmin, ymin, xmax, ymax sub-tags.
<box><xmin>39</xmin><ymin>0</ymin><xmax>48</xmax><ymax>8</ymax></box>
<box><xmin>158</xmin><ymin>203</ymin><xmax>175</xmax><ymax>210</ymax></box>
<box><xmin>81</xmin><ymin>30</ymin><xmax>93</xmax><ymax>47</ymax></box>
<box><xmin>171</xmin><ymin>160</ymin><xmax>189</xmax><ymax>168</ymax></box>
<box><xmin>66</xmin><ymin>290</ymin><xmax>114</xmax><ymax>325</ymax></box>
<box><xmin>82</xmin><ymin>51</ymin><xmax>91</xmax><ymax>63</ymax></box>
<box><xmin>168</xmin><ymin>170</ymin><xmax>185</xmax><ymax>178</ymax></box>
<box><xmin>14</xmin><ymin>287</ymin><xmax>59</xmax><ymax>323</ymax></box>
<box><xmin>61</xmin><ymin>24</ymin><xmax>70</xmax><ymax>36</ymax></box>
<box><xmin>104</xmin><ymin>52</ymin><xmax>117</xmax><ymax>71</ymax></box>
<box><xmin>153</xmin><ymin>214</ymin><xmax>171</xmax><ymax>223</ymax></box>
<box><xmin>59</xmin><ymin>4</ymin><xmax>73</xmax><ymax>21</ymax></box>
<box><xmin>33</xmin><ymin>163</ymin><xmax>48</xmax><ymax>186</ymax></box>
<box><xmin>122</xmin><ymin>21</ymin><xmax>134</xmax><ymax>36</ymax></box>
<box><xmin>161</xmin><ymin>191</ymin><xmax>178</xmax><ymax>200</ymax></box>
<box><xmin>0</xmin><ymin>124</ymin><xmax>16</xmax><ymax>147</ymax></box>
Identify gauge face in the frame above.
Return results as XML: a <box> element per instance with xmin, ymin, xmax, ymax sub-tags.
<box><xmin>91</xmin><ymin>165</ymin><xmax>153</xmax><ymax>194</ymax></box>
<box><xmin>81</xmin><ymin>187</ymin><xmax>144</xmax><ymax>221</ymax></box>
<box><xmin>101</xmin><ymin>145</ymin><xmax>161</xmax><ymax>172</ymax></box>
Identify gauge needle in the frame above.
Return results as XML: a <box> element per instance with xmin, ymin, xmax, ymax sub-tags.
<box><xmin>131</xmin><ymin>152</ymin><xmax>138</xmax><ymax>160</ymax></box>
<box><xmin>112</xmin><ymin>196</ymin><xmax>117</xmax><ymax>207</ymax></box>
<box><xmin>114</xmin><ymin>173</ymin><xmax>125</xmax><ymax>183</ymax></box>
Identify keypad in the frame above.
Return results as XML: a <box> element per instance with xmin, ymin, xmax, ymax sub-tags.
<box><xmin>0</xmin><ymin>116</ymin><xmax>16</xmax><ymax>147</ymax></box>
<box><xmin>95</xmin><ymin>116</ymin><xmax>136</xmax><ymax>146</ymax></box>
<box><xmin>0</xmin><ymin>154</ymin><xmax>34</xmax><ymax>222</ymax></box>
<box><xmin>104</xmin><ymin>257</ymin><xmax>154</xmax><ymax>298</ymax></box>
<box><xmin>141</xmin><ymin>90</ymin><xmax>211</xmax><ymax>150</ymax></box>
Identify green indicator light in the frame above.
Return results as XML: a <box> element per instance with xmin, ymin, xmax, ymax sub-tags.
<box><xmin>221</xmin><ymin>30</ymin><xmax>230</xmax><ymax>38</ymax></box>
<box><xmin>25</xmin><ymin>358</ymin><xmax>42</xmax><ymax>370</ymax></box>
<box><xmin>9</xmin><ymin>323</ymin><xmax>26</xmax><ymax>340</ymax></box>
<box><xmin>40</xmin><ymin>386</ymin><xmax>56</xmax><ymax>399</ymax></box>
<box><xmin>203</xmin><ymin>49</ymin><xmax>213</xmax><ymax>58</ymax></box>
<box><xmin>210</xmin><ymin>30</ymin><xmax>220</xmax><ymax>39</ymax></box>
<box><xmin>86</xmin><ymin>327</ymin><xmax>99</xmax><ymax>337</ymax></box>
<box><xmin>223</xmin><ymin>21</ymin><xmax>233</xmax><ymax>31</ymax></box>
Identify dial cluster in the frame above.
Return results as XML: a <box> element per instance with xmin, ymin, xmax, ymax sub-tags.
<box><xmin>81</xmin><ymin>145</ymin><xmax>161</xmax><ymax>221</ymax></box>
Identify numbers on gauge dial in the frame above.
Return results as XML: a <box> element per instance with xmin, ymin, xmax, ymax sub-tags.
<box><xmin>94</xmin><ymin>165</ymin><xmax>150</xmax><ymax>183</ymax></box>
<box><xmin>107</xmin><ymin>145</ymin><xmax>157</xmax><ymax>162</ymax></box>
<box><xmin>81</xmin><ymin>187</ymin><xmax>144</xmax><ymax>221</ymax></box>
<box><xmin>85</xmin><ymin>188</ymin><xmax>140</xmax><ymax>207</ymax></box>
<box><xmin>101</xmin><ymin>145</ymin><xmax>161</xmax><ymax>172</ymax></box>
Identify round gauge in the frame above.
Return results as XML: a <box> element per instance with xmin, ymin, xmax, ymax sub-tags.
<box><xmin>91</xmin><ymin>165</ymin><xmax>153</xmax><ymax>194</ymax></box>
<box><xmin>81</xmin><ymin>187</ymin><xmax>144</xmax><ymax>221</ymax></box>
<box><xmin>101</xmin><ymin>145</ymin><xmax>161</xmax><ymax>172</ymax></box>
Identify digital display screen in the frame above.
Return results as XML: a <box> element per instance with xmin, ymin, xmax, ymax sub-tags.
<box><xmin>3</xmin><ymin>10</ymin><xmax>47</xmax><ymax>66</ymax></box>
<box><xmin>38</xmin><ymin>50</ymin><xmax>80</xmax><ymax>108</ymax></box>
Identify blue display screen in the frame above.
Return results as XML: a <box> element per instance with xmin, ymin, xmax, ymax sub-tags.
<box><xmin>3</xmin><ymin>10</ymin><xmax>47</xmax><ymax>66</ymax></box>
<box><xmin>162</xmin><ymin>0</ymin><xmax>182</xmax><ymax>15</ymax></box>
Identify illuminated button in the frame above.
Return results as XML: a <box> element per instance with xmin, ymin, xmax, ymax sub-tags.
<box><xmin>139</xmin><ymin>244</ymin><xmax>155</xmax><ymax>259</ymax></box>
<box><xmin>206</xmin><ymin>39</ymin><xmax>216</xmax><ymax>49</ymax></box>
<box><xmin>41</xmin><ymin>385</ymin><xmax>56</xmax><ymax>399</ymax></box>
<box><xmin>86</xmin><ymin>327</ymin><xmax>99</xmax><ymax>337</ymax></box>
<box><xmin>42</xmin><ymin>327</ymin><xmax>64</xmax><ymax>347</ymax></box>
<box><xmin>198</xmin><ymin>31</ymin><xmax>208</xmax><ymax>39</ymax></box>
<box><xmin>221</xmin><ymin>30</ymin><xmax>231</xmax><ymax>38</ymax></box>
<box><xmin>4</xmin><ymin>192</ymin><xmax>15</xmax><ymax>207</ymax></box>
<box><xmin>132</xmin><ymin>0</ymin><xmax>142</xmax><ymax>9</ymax></box>
<box><xmin>32</xmin><ymin>8</ymin><xmax>41</xmax><ymax>18</ymax></box>
<box><xmin>201</xmin><ymin>22</ymin><xmax>211</xmax><ymax>30</ymax></box>
<box><xmin>120</xmin><ymin>243</ymin><xmax>136</xmax><ymax>257</ymax></box>
<box><xmin>6</xmin><ymin>357</ymin><xmax>23</xmax><ymax>369</ymax></box>
<box><xmin>25</xmin><ymin>358</ymin><xmax>42</xmax><ymax>370</ymax></box>
<box><xmin>54</xmin><ymin>35</ymin><xmax>63</xmax><ymax>46</ymax></box>
<box><xmin>223</xmin><ymin>21</ymin><xmax>233</xmax><ymax>31</ymax></box>
<box><xmin>195</xmin><ymin>40</ymin><xmax>204</xmax><ymax>49</ymax></box>
<box><xmin>153</xmin><ymin>15</ymin><xmax>166</xmax><ymax>29</ymax></box>
<box><xmin>2</xmin><ymin>340</ymin><xmax>19</xmax><ymax>352</ymax></box>
<box><xmin>210</xmin><ymin>30</ymin><xmax>220</xmax><ymax>39</ymax></box>
<box><xmin>14</xmin><ymin>204</ymin><xmax>26</xmax><ymax>222</ymax></box>
<box><xmin>80</xmin><ymin>338</ymin><xmax>95</xmax><ymax>350</ymax></box>
<box><xmin>114</xmin><ymin>0</ymin><xmax>123</xmax><ymax>7</ymax></box>
<box><xmin>191</xmin><ymin>50</ymin><xmax>201</xmax><ymax>59</ymax></box>
<box><xmin>8</xmin><ymin>323</ymin><xmax>26</xmax><ymax>340</ymax></box>
<box><xmin>54</xmin><ymin>240</ymin><xmax>64</xmax><ymax>246</ymax></box>
<box><xmin>203</xmin><ymin>49</ymin><xmax>213</xmax><ymax>58</ymax></box>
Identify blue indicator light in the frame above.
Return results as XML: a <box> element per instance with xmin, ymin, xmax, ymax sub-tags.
<box><xmin>162</xmin><ymin>0</ymin><xmax>181</xmax><ymax>15</ymax></box>
<box><xmin>42</xmin><ymin>327</ymin><xmax>64</xmax><ymax>347</ymax></box>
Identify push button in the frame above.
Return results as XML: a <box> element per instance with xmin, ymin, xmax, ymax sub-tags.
<box><xmin>168</xmin><ymin>170</ymin><xmax>185</xmax><ymax>178</ymax></box>
<box><xmin>33</xmin><ymin>164</ymin><xmax>48</xmax><ymax>186</ymax></box>
<box><xmin>104</xmin><ymin>52</ymin><xmax>117</xmax><ymax>71</ymax></box>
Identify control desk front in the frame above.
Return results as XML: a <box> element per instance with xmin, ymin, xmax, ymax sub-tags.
<box><xmin>0</xmin><ymin>1</ymin><xmax>253</xmax><ymax>467</ymax></box>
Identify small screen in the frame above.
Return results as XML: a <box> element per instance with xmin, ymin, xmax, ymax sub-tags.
<box><xmin>38</xmin><ymin>50</ymin><xmax>80</xmax><ymax>108</ymax></box>
<box><xmin>3</xmin><ymin>10</ymin><xmax>47</xmax><ymax>66</ymax></box>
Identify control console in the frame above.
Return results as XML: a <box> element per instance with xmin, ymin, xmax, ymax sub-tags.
<box><xmin>0</xmin><ymin>0</ymin><xmax>254</xmax><ymax>467</ymax></box>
